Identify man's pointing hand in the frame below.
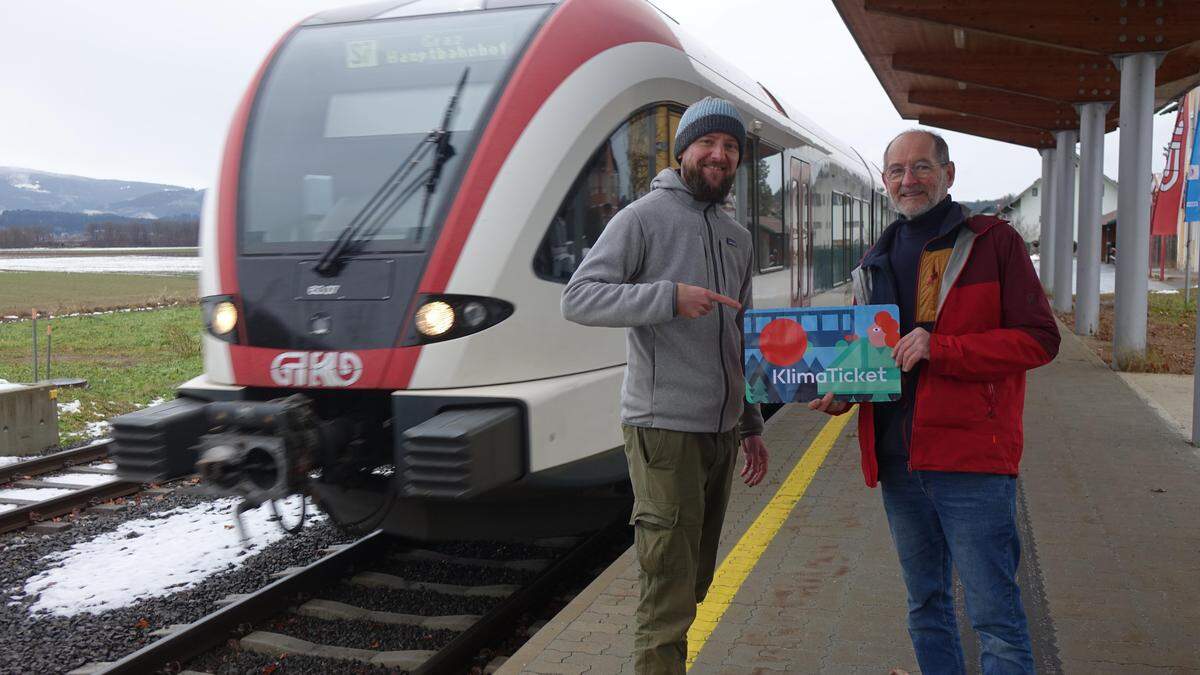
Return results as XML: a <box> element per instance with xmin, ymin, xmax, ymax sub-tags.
<box><xmin>676</xmin><ymin>283</ymin><xmax>742</xmax><ymax>319</ymax></box>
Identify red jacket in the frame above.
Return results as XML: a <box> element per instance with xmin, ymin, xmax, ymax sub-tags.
<box><xmin>848</xmin><ymin>209</ymin><xmax>1060</xmax><ymax>487</ymax></box>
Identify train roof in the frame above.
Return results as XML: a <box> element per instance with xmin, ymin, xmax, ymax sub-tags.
<box><xmin>299</xmin><ymin>0</ymin><xmax>877</xmax><ymax>185</ymax></box>
<box><xmin>302</xmin><ymin>0</ymin><xmax>556</xmax><ymax>26</ymax></box>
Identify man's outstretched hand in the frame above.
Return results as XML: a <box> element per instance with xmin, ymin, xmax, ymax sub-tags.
<box><xmin>676</xmin><ymin>283</ymin><xmax>741</xmax><ymax>319</ymax></box>
<box><xmin>740</xmin><ymin>434</ymin><xmax>768</xmax><ymax>486</ymax></box>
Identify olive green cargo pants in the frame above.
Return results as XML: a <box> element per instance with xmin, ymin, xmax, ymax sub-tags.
<box><xmin>622</xmin><ymin>424</ymin><xmax>739</xmax><ymax>675</ymax></box>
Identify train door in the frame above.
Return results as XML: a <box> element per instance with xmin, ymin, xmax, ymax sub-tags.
<box><xmin>787</xmin><ymin>157</ymin><xmax>812</xmax><ymax>306</ymax></box>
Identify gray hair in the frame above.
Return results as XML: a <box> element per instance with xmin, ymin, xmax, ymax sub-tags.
<box><xmin>883</xmin><ymin>129</ymin><xmax>950</xmax><ymax>166</ymax></box>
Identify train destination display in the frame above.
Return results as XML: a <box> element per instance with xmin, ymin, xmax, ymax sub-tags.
<box><xmin>744</xmin><ymin>305</ymin><xmax>903</xmax><ymax>404</ymax></box>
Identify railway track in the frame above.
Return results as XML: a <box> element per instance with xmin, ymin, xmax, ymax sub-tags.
<box><xmin>0</xmin><ymin>440</ymin><xmax>142</xmax><ymax>535</ymax></box>
<box><xmin>92</xmin><ymin>521</ymin><xmax>627</xmax><ymax>674</ymax></box>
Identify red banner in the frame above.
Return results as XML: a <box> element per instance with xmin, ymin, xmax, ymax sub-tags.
<box><xmin>1151</xmin><ymin>96</ymin><xmax>1190</xmax><ymax>235</ymax></box>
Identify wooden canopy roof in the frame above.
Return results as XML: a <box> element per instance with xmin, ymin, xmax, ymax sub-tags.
<box><xmin>833</xmin><ymin>1</ymin><xmax>1200</xmax><ymax>149</ymax></box>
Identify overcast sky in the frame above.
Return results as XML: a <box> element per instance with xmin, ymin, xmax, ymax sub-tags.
<box><xmin>0</xmin><ymin>0</ymin><xmax>1177</xmax><ymax>200</ymax></box>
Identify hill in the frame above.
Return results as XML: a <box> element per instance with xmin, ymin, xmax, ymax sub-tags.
<box><xmin>0</xmin><ymin>167</ymin><xmax>203</xmax><ymax>219</ymax></box>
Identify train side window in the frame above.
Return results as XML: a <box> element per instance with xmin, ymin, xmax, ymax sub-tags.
<box><xmin>831</xmin><ymin>192</ymin><xmax>846</xmax><ymax>284</ymax></box>
<box><xmin>722</xmin><ymin>151</ymin><xmax>753</xmax><ymax>237</ymax></box>
<box><xmin>754</xmin><ymin>142</ymin><xmax>785</xmax><ymax>272</ymax></box>
<box><xmin>533</xmin><ymin>104</ymin><xmax>681</xmax><ymax>283</ymax></box>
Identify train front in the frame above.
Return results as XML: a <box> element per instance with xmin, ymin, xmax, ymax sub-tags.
<box><xmin>111</xmin><ymin>2</ymin><xmax>627</xmax><ymax>539</ymax></box>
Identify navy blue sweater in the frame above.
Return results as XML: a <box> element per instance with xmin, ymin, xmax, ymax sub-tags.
<box><xmin>873</xmin><ymin>196</ymin><xmax>953</xmax><ymax>464</ymax></box>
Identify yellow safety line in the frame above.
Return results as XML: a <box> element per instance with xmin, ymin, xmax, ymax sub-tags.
<box><xmin>686</xmin><ymin>410</ymin><xmax>855</xmax><ymax>667</ymax></box>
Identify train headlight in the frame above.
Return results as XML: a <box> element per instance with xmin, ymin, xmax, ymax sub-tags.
<box><xmin>212</xmin><ymin>302</ymin><xmax>238</xmax><ymax>335</ymax></box>
<box><xmin>202</xmin><ymin>295</ymin><xmax>240</xmax><ymax>343</ymax></box>
<box><xmin>415</xmin><ymin>301</ymin><xmax>455</xmax><ymax>337</ymax></box>
<box><xmin>404</xmin><ymin>295</ymin><xmax>514</xmax><ymax>345</ymax></box>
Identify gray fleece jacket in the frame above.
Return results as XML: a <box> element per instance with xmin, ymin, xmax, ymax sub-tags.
<box><xmin>561</xmin><ymin>169</ymin><xmax>764</xmax><ymax>438</ymax></box>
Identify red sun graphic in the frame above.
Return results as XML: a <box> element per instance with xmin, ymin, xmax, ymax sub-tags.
<box><xmin>759</xmin><ymin>318</ymin><xmax>808</xmax><ymax>367</ymax></box>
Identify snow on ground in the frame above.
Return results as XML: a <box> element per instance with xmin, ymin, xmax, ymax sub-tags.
<box><xmin>57</xmin><ymin>400</ymin><xmax>81</xmax><ymax>414</ymax></box>
<box><xmin>0</xmin><ymin>246</ymin><xmax>194</xmax><ymax>254</ymax></box>
<box><xmin>0</xmin><ymin>456</ymin><xmax>29</xmax><ymax>467</ymax></box>
<box><xmin>0</xmin><ymin>488</ymin><xmax>74</xmax><ymax>501</ymax></box>
<box><xmin>83</xmin><ymin>421</ymin><xmax>110</xmax><ymax>438</ymax></box>
<box><xmin>0</xmin><ymin>504</ymin><xmax>16</xmax><ymax>514</ymax></box>
<box><xmin>47</xmin><ymin>473</ymin><xmax>117</xmax><ymax>487</ymax></box>
<box><xmin>1031</xmin><ymin>256</ymin><xmax>1177</xmax><ymax>294</ymax></box>
<box><xmin>23</xmin><ymin>496</ymin><xmax>323</xmax><ymax>617</ymax></box>
<box><xmin>0</xmin><ymin>256</ymin><xmax>199</xmax><ymax>274</ymax></box>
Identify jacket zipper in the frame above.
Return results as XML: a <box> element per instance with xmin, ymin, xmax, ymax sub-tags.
<box><xmin>703</xmin><ymin>206</ymin><xmax>730</xmax><ymax>433</ymax></box>
<box><xmin>907</xmin><ymin>229</ymin><xmax>979</xmax><ymax>470</ymax></box>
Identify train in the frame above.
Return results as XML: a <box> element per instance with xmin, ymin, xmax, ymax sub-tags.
<box><xmin>111</xmin><ymin>0</ymin><xmax>896</xmax><ymax>539</ymax></box>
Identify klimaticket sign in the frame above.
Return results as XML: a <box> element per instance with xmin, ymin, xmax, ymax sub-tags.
<box><xmin>744</xmin><ymin>305</ymin><xmax>902</xmax><ymax>404</ymax></box>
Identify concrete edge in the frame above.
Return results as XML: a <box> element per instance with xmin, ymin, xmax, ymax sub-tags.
<box><xmin>496</xmin><ymin>546</ymin><xmax>636</xmax><ymax>674</ymax></box>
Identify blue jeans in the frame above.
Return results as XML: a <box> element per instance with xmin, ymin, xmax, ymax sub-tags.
<box><xmin>879</xmin><ymin>462</ymin><xmax>1035</xmax><ymax>675</ymax></box>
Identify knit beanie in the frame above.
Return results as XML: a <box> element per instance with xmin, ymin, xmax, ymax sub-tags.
<box><xmin>673</xmin><ymin>96</ymin><xmax>747</xmax><ymax>163</ymax></box>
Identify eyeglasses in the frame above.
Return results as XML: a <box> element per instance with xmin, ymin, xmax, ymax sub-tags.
<box><xmin>883</xmin><ymin>161</ymin><xmax>947</xmax><ymax>183</ymax></box>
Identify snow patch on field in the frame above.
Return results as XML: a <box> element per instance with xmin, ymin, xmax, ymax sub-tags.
<box><xmin>23</xmin><ymin>496</ymin><xmax>323</xmax><ymax>616</ymax></box>
<box><xmin>83</xmin><ymin>421</ymin><xmax>110</xmax><ymax>438</ymax></box>
<box><xmin>0</xmin><ymin>256</ymin><xmax>199</xmax><ymax>274</ymax></box>
<box><xmin>58</xmin><ymin>400</ymin><xmax>81</xmax><ymax>414</ymax></box>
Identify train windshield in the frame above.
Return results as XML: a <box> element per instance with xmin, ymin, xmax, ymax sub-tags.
<box><xmin>239</xmin><ymin>7</ymin><xmax>547</xmax><ymax>254</ymax></box>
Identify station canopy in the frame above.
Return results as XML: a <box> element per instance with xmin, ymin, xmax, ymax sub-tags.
<box><xmin>832</xmin><ymin>1</ymin><xmax>1200</xmax><ymax>148</ymax></box>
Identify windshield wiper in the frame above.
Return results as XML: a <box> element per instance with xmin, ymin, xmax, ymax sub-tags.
<box><xmin>315</xmin><ymin>67</ymin><xmax>471</xmax><ymax>276</ymax></box>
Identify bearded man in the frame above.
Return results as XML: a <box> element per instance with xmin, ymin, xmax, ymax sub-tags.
<box><xmin>561</xmin><ymin>96</ymin><xmax>769</xmax><ymax>675</ymax></box>
<box><xmin>811</xmin><ymin>129</ymin><xmax>1059</xmax><ymax>675</ymax></box>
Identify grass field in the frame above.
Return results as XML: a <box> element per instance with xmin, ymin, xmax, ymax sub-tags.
<box><xmin>1058</xmin><ymin>292</ymin><xmax>1196</xmax><ymax>373</ymax></box>
<box><xmin>0</xmin><ymin>305</ymin><xmax>203</xmax><ymax>439</ymax></box>
<box><xmin>0</xmin><ymin>271</ymin><xmax>198</xmax><ymax>318</ymax></box>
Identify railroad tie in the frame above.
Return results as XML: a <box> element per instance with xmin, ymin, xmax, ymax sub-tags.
<box><xmin>297</xmin><ymin>598</ymin><xmax>480</xmax><ymax>631</ymax></box>
<box><xmin>393</xmin><ymin>548</ymin><xmax>552</xmax><ymax>572</ymax></box>
<box><xmin>239</xmin><ymin>631</ymin><xmax>435</xmax><ymax>670</ymax></box>
<box><xmin>350</xmin><ymin>571</ymin><xmax>519</xmax><ymax>597</ymax></box>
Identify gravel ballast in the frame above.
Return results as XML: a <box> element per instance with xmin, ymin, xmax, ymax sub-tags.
<box><xmin>0</xmin><ymin>490</ymin><xmax>354</xmax><ymax>675</ymax></box>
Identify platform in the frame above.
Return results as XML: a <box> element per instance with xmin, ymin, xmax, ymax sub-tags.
<box><xmin>499</xmin><ymin>323</ymin><xmax>1200</xmax><ymax>674</ymax></box>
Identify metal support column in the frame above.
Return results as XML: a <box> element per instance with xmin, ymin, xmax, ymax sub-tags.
<box><xmin>1053</xmin><ymin>130</ymin><xmax>1077</xmax><ymax>313</ymax></box>
<box><xmin>1113</xmin><ymin>52</ymin><xmax>1163</xmax><ymax>369</ymax></box>
<box><xmin>1075</xmin><ymin>102</ymin><xmax>1110</xmax><ymax>335</ymax></box>
<box><xmin>1038</xmin><ymin>148</ymin><xmax>1055</xmax><ymax>292</ymax></box>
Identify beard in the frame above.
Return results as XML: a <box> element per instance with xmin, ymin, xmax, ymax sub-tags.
<box><xmin>681</xmin><ymin>161</ymin><xmax>736</xmax><ymax>203</ymax></box>
<box><xmin>894</xmin><ymin>180</ymin><xmax>949</xmax><ymax>219</ymax></box>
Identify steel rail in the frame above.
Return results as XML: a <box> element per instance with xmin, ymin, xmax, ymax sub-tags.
<box><xmin>0</xmin><ymin>439</ymin><xmax>113</xmax><ymax>484</ymax></box>
<box><xmin>0</xmin><ymin>479</ymin><xmax>140</xmax><ymax>535</ymax></box>
<box><xmin>93</xmin><ymin>520</ymin><xmax>624</xmax><ymax>674</ymax></box>
<box><xmin>98</xmin><ymin>531</ymin><xmax>389</xmax><ymax>675</ymax></box>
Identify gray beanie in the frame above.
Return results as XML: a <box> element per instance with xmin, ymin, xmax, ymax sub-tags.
<box><xmin>673</xmin><ymin>96</ymin><xmax>747</xmax><ymax>163</ymax></box>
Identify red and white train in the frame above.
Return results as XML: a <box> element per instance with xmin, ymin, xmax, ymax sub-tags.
<box><xmin>113</xmin><ymin>0</ymin><xmax>894</xmax><ymax>538</ymax></box>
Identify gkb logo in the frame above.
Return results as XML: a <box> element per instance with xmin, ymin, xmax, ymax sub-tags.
<box><xmin>270</xmin><ymin>351</ymin><xmax>363</xmax><ymax>387</ymax></box>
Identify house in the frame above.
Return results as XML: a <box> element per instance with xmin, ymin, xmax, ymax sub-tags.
<box><xmin>997</xmin><ymin>159</ymin><xmax>1119</xmax><ymax>244</ymax></box>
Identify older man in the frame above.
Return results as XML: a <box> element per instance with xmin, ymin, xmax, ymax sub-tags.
<box><xmin>562</xmin><ymin>97</ymin><xmax>769</xmax><ymax>675</ymax></box>
<box><xmin>812</xmin><ymin>129</ymin><xmax>1059</xmax><ymax>674</ymax></box>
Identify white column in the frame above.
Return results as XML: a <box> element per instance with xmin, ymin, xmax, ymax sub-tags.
<box><xmin>1038</xmin><ymin>148</ymin><xmax>1055</xmax><ymax>292</ymax></box>
<box><xmin>1075</xmin><ymin>102</ymin><xmax>1110</xmax><ymax>335</ymax></box>
<box><xmin>1113</xmin><ymin>53</ymin><xmax>1163</xmax><ymax>368</ymax></box>
<box><xmin>1052</xmin><ymin>130</ymin><xmax>1077</xmax><ymax>313</ymax></box>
